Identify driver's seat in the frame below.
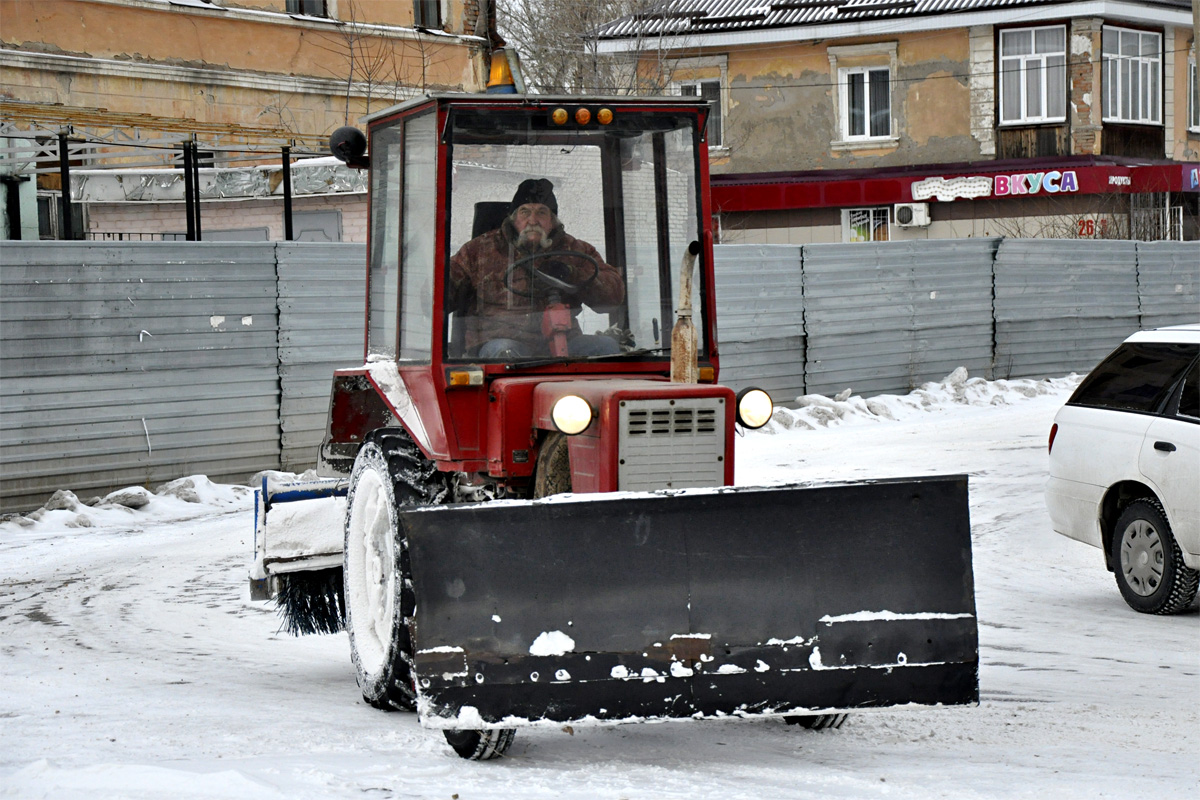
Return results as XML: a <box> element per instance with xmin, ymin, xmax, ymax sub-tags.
<box><xmin>448</xmin><ymin>201</ymin><xmax>514</xmax><ymax>358</ymax></box>
<box><xmin>472</xmin><ymin>201</ymin><xmax>510</xmax><ymax>238</ymax></box>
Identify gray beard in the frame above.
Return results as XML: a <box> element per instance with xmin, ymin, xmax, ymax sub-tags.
<box><xmin>516</xmin><ymin>227</ymin><xmax>553</xmax><ymax>252</ymax></box>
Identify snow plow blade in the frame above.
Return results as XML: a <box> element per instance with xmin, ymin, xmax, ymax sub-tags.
<box><xmin>403</xmin><ymin>476</ymin><xmax>978</xmax><ymax>729</ymax></box>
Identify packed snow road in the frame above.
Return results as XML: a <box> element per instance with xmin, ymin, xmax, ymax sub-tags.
<box><xmin>1</xmin><ymin>374</ymin><xmax>1196</xmax><ymax>800</ymax></box>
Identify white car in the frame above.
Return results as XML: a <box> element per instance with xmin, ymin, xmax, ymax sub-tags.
<box><xmin>1046</xmin><ymin>325</ymin><xmax>1200</xmax><ymax>614</ymax></box>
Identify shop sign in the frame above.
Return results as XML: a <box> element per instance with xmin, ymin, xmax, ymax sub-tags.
<box><xmin>994</xmin><ymin>170</ymin><xmax>1079</xmax><ymax>196</ymax></box>
<box><xmin>913</xmin><ymin>170</ymin><xmax>1081</xmax><ymax>201</ymax></box>
<box><xmin>911</xmin><ymin>175</ymin><xmax>992</xmax><ymax>202</ymax></box>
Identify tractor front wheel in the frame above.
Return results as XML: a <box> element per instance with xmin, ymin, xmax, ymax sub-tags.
<box><xmin>534</xmin><ymin>432</ymin><xmax>572</xmax><ymax>498</ymax></box>
<box><xmin>344</xmin><ymin>432</ymin><xmax>445</xmax><ymax>710</ymax></box>
<box><xmin>443</xmin><ymin>729</ymin><xmax>516</xmax><ymax>760</ymax></box>
<box><xmin>785</xmin><ymin>714</ymin><xmax>848</xmax><ymax>730</ymax></box>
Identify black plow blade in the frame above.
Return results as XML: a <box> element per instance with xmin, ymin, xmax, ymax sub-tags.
<box><xmin>401</xmin><ymin>476</ymin><xmax>978</xmax><ymax>729</ymax></box>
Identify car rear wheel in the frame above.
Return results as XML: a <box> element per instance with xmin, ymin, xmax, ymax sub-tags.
<box><xmin>1111</xmin><ymin>498</ymin><xmax>1199</xmax><ymax>615</ymax></box>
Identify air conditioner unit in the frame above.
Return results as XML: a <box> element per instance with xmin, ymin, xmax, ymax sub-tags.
<box><xmin>894</xmin><ymin>202</ymin><xmax>931</xmax><ymax>227</ymax></box>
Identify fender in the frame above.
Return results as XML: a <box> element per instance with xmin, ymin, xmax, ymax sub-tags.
<box><xmin>319</xmin><ymin>363</ymin><xmax>442</xmax><ymax>476</ymax></box>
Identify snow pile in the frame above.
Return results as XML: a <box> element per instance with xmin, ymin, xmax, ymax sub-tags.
<box><xmin>1</xmin><ymin>475</ymin><xmax>252</xmax><ymax>535</ymax></box>
<box><xmin>759</xmin><ymin>367</ymin><xmax>1081</xmax><ymax>434</ymax></box>
<box><xmin>2</xmin><ymin>371</ymin><xmax>1080</xmax><ymax>534</ymax></box>
<box><xmin>529</xmin><ymin>630</ymin><xmax>576</xmax><ymax>656</ymax></box>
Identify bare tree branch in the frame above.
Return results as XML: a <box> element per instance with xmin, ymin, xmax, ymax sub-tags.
<box><xmin>497</xmin><ymin>0</ymin><xmax>687</xmax><ymax>95</ymax></box>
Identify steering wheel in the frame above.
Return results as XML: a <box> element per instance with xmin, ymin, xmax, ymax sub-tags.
<box><xmin>504</xmin><ymin>250</ymin><xmax>600</xmax><ymax>299</ymax></box>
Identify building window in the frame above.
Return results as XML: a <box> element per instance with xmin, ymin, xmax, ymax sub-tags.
<box><xmin>414</xmin><ymin>0</ymin><xmax>441</xmax><ymax>28</ymax></box>
<box><xmin>828</xmin><ymin>42</ymin><xmax>898</xmax><ymax>148</ymax></box>
<box><xmin>999</xmin><ymin>26</ymin><xmax>1067</xmax><ymax>124</ymax></box>
<box><xmin>679</xmin><ymin>79</ymin><xmax>723</xmax><ymax>147</ymax></box>
<box><xmin>1189</xmin><ymin>57</ymin><xmax>1199</xmax><ymax>132</ymax></box>
<box><xmin>845</xmin><ymin>207</ymin><xmax>890</xmax><ymax>242</ymax></box>
<box><xmin>1102</xmin><ymin>26</ymin><xmax>1161</xmax><ymax>124</ymax></box>
<box><xmin>286</xmin><ymin>0</ymin><xmax>327</xmax><ymax>16</ymax></box>
<box><xmin>841</xmin><ymin>68</ymin><xmax>891</xmax><ymax>139</ymax></box>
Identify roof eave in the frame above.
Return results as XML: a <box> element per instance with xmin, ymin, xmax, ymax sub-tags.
<box><xmin>595</xmin><ymin>0</ymin><xmax>1194</xmax><ymax>54</ymax></box>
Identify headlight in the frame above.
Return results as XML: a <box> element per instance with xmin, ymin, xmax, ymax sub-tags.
<box><xmin>551</xmin><ymin>395</ymin><xmax>593</xmax><ymax>435</ymax></box>
<box><xmin>735</xmin><ymin>388</ymin><xmax>773</xmax><ymax>429</ymax></box>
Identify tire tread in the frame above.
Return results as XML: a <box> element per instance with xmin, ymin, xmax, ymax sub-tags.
<box><xmin>1113</xmin><ymin>498</ymin><xmax>1199</xmax><ymax>615</ymax></box>
<box><xmin>347</xmin><ymin>429</ymin><xmax>449</xmax><ymax>711</ymax></box>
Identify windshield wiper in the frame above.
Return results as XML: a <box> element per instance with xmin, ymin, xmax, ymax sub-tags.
<box><xmin>505</xmin><ymin>347</ymin><xmax>669</xmax><ymax>370</ymax></box>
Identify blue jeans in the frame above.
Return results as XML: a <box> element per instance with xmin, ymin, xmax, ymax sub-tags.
<box><xmin>477</xmin><ymin>335</ymin><xmax>620</xmax><ymax>359</ymax></box>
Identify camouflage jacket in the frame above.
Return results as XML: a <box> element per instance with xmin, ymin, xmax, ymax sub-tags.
<box><xmin>447</xmin><ymin>226</ymin><xmax>625</xmax><ymax>352</ymax></box>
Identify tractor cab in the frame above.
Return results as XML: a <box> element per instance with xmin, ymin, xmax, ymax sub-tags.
<box><xmin>322</xmin><ymin>95</ymin><xmax>727</xmax><ymax>483</ymax></box>
<box><xmin>362</xmin><ymin>94</ymin><xmax>712</xmax><ymax>368</ymax></box>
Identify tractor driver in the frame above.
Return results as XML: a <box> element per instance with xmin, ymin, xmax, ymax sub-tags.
<box><xmin>448</xmin><ymin>178</ymin><xmax>625</xmax><ymax>359</ymax></box>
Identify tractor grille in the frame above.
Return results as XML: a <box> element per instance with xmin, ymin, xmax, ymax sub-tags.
<box><xmin>618</xmin><ymin>398</ymin><xmax>726</xmax><ymax>491</ymax></box>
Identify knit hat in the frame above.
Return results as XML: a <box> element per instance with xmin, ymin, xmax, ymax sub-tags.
<box><xmin>509</xmin><ymin>178</ymin><xmax>557</xmax><ymax>215</ymax></box>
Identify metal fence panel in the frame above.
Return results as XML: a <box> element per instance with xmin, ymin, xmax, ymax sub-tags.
<box><xmin>800</xmin><ymin>239</ymin><xmax>998</xmax><ymax>397</ymax></box>
<box><xmin>994</xmin><ymin>239</ymin><xmax>1139</xmax><ymax>378</ymax></box>
<box><xmin>3</xmin><ymin>237</ymin><xmax>1190</xmax><ymax>514</ymax></box>
<box><xmin>712</xmin><ymin>245</ymin><xmax>805</xmax><ymax>400</ymax></box>
<box><xmin>276</xmin><ymin>243</ymin><xmax>367</xmax><ymax>471</ymax></box>
<box><xmin>1135</xmin><ymin>241</ymin><xmax>1200</xmax><ymax>330</ymax></box>
<box><xmin>1</xmin><ymin>242</ymin><xmax>280</xmax><ymax>512</ymax></box>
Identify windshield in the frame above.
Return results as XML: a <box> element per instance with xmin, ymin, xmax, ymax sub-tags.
<box><xmin>444</xmin><ymin>108</ymin><xmax>705</xmax><ymax>364</ymax></box>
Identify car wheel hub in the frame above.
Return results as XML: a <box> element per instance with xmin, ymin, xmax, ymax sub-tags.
<box><xmin>1119</xmin><ymin>519</ymin><xmax>1164</xmax><ymax>597</ymax></box>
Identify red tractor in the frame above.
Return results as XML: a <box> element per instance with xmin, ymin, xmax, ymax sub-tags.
<box><xmin>253</xmin><ymin>93</ymin><xmax>978</xmax><ymax>760</ymax></box>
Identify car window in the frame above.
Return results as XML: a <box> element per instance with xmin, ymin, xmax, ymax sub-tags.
<box><xmin>1068</xmin><ymin>342</ymin><xmax>1199</xmax><ymax>413</ymax></box>
<box><xmin>1178</xmin><ymin>359</ymin><xmax>1199</xmax><ymax>420</ymax></box>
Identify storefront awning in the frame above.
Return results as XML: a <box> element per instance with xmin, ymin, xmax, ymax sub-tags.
<box><xmin>711</xmin><ymin>158</ymin><xmax>1200</xmax><ymax>213</ymax></box>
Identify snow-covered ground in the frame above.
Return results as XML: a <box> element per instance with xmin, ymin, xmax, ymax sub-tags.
<box><xmin>2</xmin><ymin>372</ymin><xmax>1196</xmax><ymax>800</ymax></box>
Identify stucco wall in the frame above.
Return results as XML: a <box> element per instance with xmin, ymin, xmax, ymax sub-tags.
<box><xmin>707</xmin><ymin>21</ymin><xmax>1198</xmax><ymax>173</ymax></box>
<box><xmin>1</xmin><ymin>0</ymin><xmax>477</xmax><ymax>81</ymax></box>
<box><xmin>719</xmin><ymin>29</ymin><xmax>978</xmax><ymax>174</ymax></box>
<box><xmin>1</xmin><ymin>0</ymin><xmax>482</xmax><ymax>140</ymax></box>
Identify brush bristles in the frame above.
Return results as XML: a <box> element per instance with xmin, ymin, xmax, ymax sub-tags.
<box><xmin>276</xmin><ymin>568</ymin><xmax>346</xmax><ymax>636</ymax></box>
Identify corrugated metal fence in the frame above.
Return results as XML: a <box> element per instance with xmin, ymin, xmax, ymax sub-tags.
<box><xmin>2</xmin><ymin>239</ymin><xmax>1196</xmax><ymax>512</ymax></box>
<box><xmin>713</xmin><ymin>238</ymin><xmax>1198</xmax><ymax>401</ymax></box>
<box><xmin>276</xmin><ymin>243</ymin><xmax>366</xmax><ymax>471</ymax></box>
<box><xmin>0</xmin><ymin>242</ymin><xmax>365</xmax><ymax>512</ymax></box>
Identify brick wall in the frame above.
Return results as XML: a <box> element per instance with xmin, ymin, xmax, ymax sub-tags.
<box><xmin>1070</xmin><ymin>18</ymin><xmax>1103</xmax><ymax>156</ymax></box>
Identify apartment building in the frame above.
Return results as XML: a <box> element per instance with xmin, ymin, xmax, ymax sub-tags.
<box><xmin>598</xmin><ymin>0</ymin><xmax>1200</xmax><ymax>242</ymax></box>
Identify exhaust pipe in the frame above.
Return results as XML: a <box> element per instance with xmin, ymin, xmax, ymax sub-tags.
<box><xmin>670</xmin><ymin>240</ymin><xmax>701</xmax><ymax>383</ymax></box>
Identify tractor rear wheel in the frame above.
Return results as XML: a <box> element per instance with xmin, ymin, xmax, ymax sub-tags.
<box><xmin>344</xmin><ymin>430</ymin><xmax>447</xmax><ymax>711</ymax></box>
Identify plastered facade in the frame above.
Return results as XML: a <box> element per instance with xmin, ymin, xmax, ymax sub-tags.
<box><xmin>710</xmin><ymin>28</ymin><xmax>979</xmax><ymax>174</ymax></box>
<box><xmin>1</xmin><ymin>0</ymin><xmax>484</xmax><ymax>141</ymax></box>
<box><xmin>688</xmin><ymin>19</ymin><xmax>1198</xmax><ymax>243</ymax></box>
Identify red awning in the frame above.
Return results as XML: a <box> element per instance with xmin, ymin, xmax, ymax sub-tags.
<box><xmin>711</xmin><ymin>160</ymin><xmax>1200</xmax><ymax>213</ymax></box>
